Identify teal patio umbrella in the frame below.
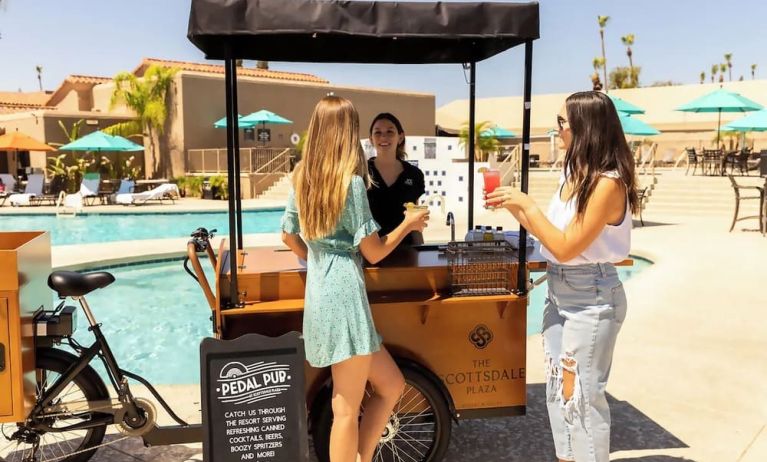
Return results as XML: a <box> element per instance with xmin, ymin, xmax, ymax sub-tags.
<box><xmin>213</xmin><ymin>114</ymin><xmax>256</xmax><ymax>129</ymax></box>
<box><xmin>722</xmin><ymin>109</ymin><xmax>767</xmax><ymax>132</ymax></box>
<box><xmin>610</xmin><ymin>95</ymin><xmax>645</xmax><ymax>115</ymax></box>
<box><xmin>676</xmin><ymin>88</ymin><xmax>763</xmax><ymax>146</ymax></box>
<box><xmin>619</xmin><ymin>113</ymin><xmax>660</xmax><ymax>136</ymax></box>
<box><xmin>60</xmin><ymin>131</ymin><xmax>144</xmax><ymax>151</ymax></box>
<box><xmin>240</xmin><ymin>110</ymin><xmax>293</xmax><ymax>145</ymax></box>
<box><xmin>481</xmin><ymin>126</ymin><xmax>516</xmax><ymax>139</ymax></box>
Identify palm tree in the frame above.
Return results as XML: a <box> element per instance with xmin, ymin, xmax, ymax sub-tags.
<box><xmin>724</xmin><ymin>53</ymin><xmax>733</xmax><ymax>81</ymax></box>
<box><xmin>591</xmin><ymin>57</ymin><xmax>605</xmax><ymax>90</ymax></box>
<box><xmin>719</xmin><ymin>63</ymin><xmax>726</xmax><ymax>83</ymax></box>
<box><xmin>458</xmin><ymin>121</ymin><xmax>499</xmax><ymax>162</ymax></box>
<box><xmin>752</xmin><ymin>64</ymin><xmax>757</xmax><ymax>80</ymax></box>
<box><xmin>711</xmin><ymin>64</ymin><xmax>718</xmax><ymax>83</ymax></box>
<box><xmin>699</xmin><ymin>71</ymin><xmax>705</xmax><ymax>84</ymax></box>
<box><xmin>35</xmin><ymin>65</ymin><xmax>43</xmax><ymax>91</ymax></box>
<box><xmin>105</xmin><ymin>64</ymin><xmax>178</xmax><ymax>178</ymax></box>
<box><xmin>256</xmin><ymin>61</ymin><xmax>269</xmax><ymax>70</ymax></box>
<box><xmin>621</xmin><ymin>34</ymin><xmax>636</xmax><ymax>86</ymax></box>
<box><xmin>597</xmin><ymin>16</ymin><xmax>610</xmax><ymax>93</ymax></box>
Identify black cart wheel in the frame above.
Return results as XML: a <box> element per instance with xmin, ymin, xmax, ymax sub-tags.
<box><xmin>312</xmin><ymin>365</ymin><xmax>452</xmax><ymax>462</ymax></box>
<box><xmin>0</xmin><ymin>348</ymin><xmax>110</xmax><ymax>462</ymax></box>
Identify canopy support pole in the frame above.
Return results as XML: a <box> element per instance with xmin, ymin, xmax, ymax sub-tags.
<box><xmin>467</xmin><ymin>61</ymin><xmax>476</xmax><ymax>231</ymax></box>
<box><xmin>516</xmin><ymin>40</ymin><xmax>533</xmax><ymax>296</ymax></box>
<box><xmin>224</xmin><ymin>57</ymin><xmax>240</xmax><ymax>307</ymax></box>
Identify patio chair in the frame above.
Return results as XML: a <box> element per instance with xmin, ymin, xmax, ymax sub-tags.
<box><xmin>727</xmin><ymin>174</ymin><xmax>764</xmax><ymax>234</ymax></box>
<box><xmin>684</xmin><ymin>147</ymin><xmax>700</xmax><ymax>176</ymax></box>
<box><xmin>35</xmin><ymin>175</ymin><xmax>68</xmax><ymax>206</ymax></box>
<box><xmin>115</xmin><ymin>182</ymin><xmax>179</xmax><ymax>205</ymax></box>
<box><xmin>8</xmin><ymin>173</ymin><xmax>45</xmax><ymax>206</ymax></box>
<box><xmin>747</xmin><ymin>150</ymin><xmax>766</xmax><ymax>175</ymax></box>
<box><xmin>108</xmin><ymin>179</ymin><xmax>135</xmax><ymax>204</ymax></box>
<box><xmin>701</xmin><ymin>149</ymin><xmax>723</xmax><ymax>176</ymax></box>
<box><xmin>78</xmin><ymin>172</ymin><xmax>102</xmax><ymax>205</ymax></box>
<box><xmin>0</xmin><ymin>173</ymin><xmax>17</xmax><ymax>206</ymax></box>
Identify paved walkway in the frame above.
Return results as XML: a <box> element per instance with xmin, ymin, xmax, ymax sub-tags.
<box><xmin>4</xmin><ymin>200</ymin><xmax>766</xmax><ymax>461</ymax></box>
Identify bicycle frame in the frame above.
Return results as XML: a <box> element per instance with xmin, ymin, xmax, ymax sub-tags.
<box><xmin>30</xmin><ymin>296</ymin><xmax>143</xmax><ymax>433</ymax></box>
<box><xmin>29</xmin><ymin>295</ymin><xmax>203</xmax><ymax>446</ymax></box>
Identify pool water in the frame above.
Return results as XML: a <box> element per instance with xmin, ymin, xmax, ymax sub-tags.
<box><xmin>68</xmin><ymin>258</ymin><xmax>651</xmax><ymax>385</ymax></box>
<box><xmin>0</xmin><ymin>209</ymin><xmax>284</xmax><ymax>245</ymax></box>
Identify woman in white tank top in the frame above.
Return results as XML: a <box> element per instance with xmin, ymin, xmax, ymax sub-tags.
<box><xmin>487</xmin><ymin>91</ymin><xmax>639</xmax><ymax>462</ymax></box>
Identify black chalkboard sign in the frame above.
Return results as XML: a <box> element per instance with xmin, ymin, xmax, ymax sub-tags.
<box><xmin>200</xmin><ymin>332</ymin><xmax>309</xmax><ymax>462</ymax></box>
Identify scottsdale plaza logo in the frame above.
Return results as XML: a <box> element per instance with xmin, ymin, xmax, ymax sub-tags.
<box><xmin>215</xmin><ymin>361</ymin><xmax>292</xmax><ymax>405</ymax></box>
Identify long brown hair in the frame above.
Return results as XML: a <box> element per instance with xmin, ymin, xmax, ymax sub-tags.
<box><xmin>293</xmin><ymin>96</ymin><xmax>370</xmax><ymax>240</ymax></box>
<box><xmin>563</xmin><ymin>91</ymin><xmax>638</xmax><ymax>217</ymax></box>
<box><xmin>369</xmin><ymin>112</ymin><xmax>407</xmax><ymax>160</ymax></box>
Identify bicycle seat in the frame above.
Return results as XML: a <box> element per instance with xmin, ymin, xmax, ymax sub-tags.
<box><xmin>48</xmin><ymin>271</ymin><xmax>115</xmax><ymax>298</ymax></box>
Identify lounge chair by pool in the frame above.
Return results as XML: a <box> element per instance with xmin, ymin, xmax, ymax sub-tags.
<box><xmin>79</xmin><ymin>173</ymin><xmax>102</xmax><ymax>205</ymax></box>
<box><xmin>115</xmin><ymin>182</ymin><xmax>179</xmax><ymax>205</ymax></box>
<box><xmin>8</xmin><ymin>174</ymin><xmax>45</xmax><ymax>206</ymax></box>
<box><xmin>0</xmin><ymin>174</ymin><xmax>17</xmax><ymax>206</ymax></box>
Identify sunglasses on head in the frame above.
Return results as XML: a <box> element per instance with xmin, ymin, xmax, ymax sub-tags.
<box><xmin>557</xmin><ymin>115</ymin><xmax>568</xmax><ymax>130</ymax></box>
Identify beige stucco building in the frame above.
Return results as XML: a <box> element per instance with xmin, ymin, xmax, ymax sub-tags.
<box><xmin>437</xmin><ymin>80</ymin><xmax>767</xmax><ymax>164</ymax></box>
<box><xmin>0</xmin><ymin>58</ymin><xmax>436</xmax><ymax>179</ymax></box>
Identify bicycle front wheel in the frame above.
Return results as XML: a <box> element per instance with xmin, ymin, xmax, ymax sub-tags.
<box><xmin>0</xmin><ymin>348</ymin><xmax>110</xmax><ymax>462</ymax></box>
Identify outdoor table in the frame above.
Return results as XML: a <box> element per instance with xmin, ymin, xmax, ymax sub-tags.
<box><xmin>134</xmin><ymin>179</ymin><xmax>169</xmax><ymax>193</ymax></box>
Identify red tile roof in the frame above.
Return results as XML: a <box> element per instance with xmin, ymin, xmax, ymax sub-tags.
<box><xmin>0</xmin><ymin>102</ymin><xmax>57</xmax><ymax>114</ymax></box>
<box><xmin>66</xmin><ymin>75</ymin><xmax>112</xmax><ymax>85</ymax></box>
<box><xmin>135</xmin><ymin>58</ymin><xmax>328</xmax><ymax>84</ymax></box>
<box><xmin>0</xmin><ymin>91</ymin><xmax>52</xmax><ymax>107</ymax></box>
<box><xmin>45</xmin><ymin>74</ymin><xmax>112</xmax><ymax>107</ymax></box>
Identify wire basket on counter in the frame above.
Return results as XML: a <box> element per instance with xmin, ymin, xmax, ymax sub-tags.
<box><xmin>446</xmin><ymin>240</ymin><xmax>515</xmax><ymax>296</ymax></box>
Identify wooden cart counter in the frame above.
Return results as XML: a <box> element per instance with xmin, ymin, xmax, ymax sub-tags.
<box><xmin>216</xmin><ymin>244</ymin><xmax>539</xmax><ymax>416</ymax></box>
<box><xmin>218</xmin><ymin>244</ymin><xmax>549</xmax><ymax>308</ymax></box>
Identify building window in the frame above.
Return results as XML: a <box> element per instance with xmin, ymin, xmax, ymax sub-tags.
<box><xmin>441</xmin><ymin>171</ymin><xmax>446</xmax><ymax>176</ymax></box>
<box><xmin>429</xmin><ymin>201</ymin><xmax>434</xmax><ymax>206</ymax></box>
<box><xmin>425</xmin><ymin>170</ymin><xmax>429</xmax><ymax>176</ymax></box>
<box><xmin>413</xmin><ymin>146</ymin><xmax>418</xmax><ymax>151</ymax></box>
<box><xmin>441</xmin><ymin>191</ymin><xmax>446</xmax><ymax>196</ymax></box>
<box><xmin>433</xmin><ymin>170</ymin><xmax>438</xmax><ymax>176</ymax></box>
<box><xmin>429</xmin><ymin>181</ymin><xmax>433</xmax><ymax>186</ymax></box>
<box><xmin>458</xmin><ymin>176</ymin><xmax>464</xmax><ymax>182</ymax></box>
<box><xmin>437</xmin><ymin>181</ymin><xmax>442</xmax><ymax>186</ymax></box>
<box><xmin>424</xmin><ymin>138</ymin><xmax>436</xmax><ymax>159</ymax></box>
<box><xmin>458</xmin><ymin>196</ymin><xmax>464</xmax><ymax>202</ymax></box>
<box><xmin>448</xmin><ymin>145</ymin><xmax>453</xmax><ymax>150</ymax></box>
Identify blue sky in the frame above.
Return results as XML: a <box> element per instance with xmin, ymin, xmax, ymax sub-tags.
<box><xmin>1</xmin><ymin>0</ymin><xmax>764</xmax><ymax>105</ymax></box>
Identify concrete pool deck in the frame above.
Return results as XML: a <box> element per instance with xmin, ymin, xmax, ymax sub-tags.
<box><xmin>5</xmin><ymin>203</ymin><xmax>766</xmax><ymax>461</ymax></box>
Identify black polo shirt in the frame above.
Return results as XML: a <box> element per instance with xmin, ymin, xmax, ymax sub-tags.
<box><xmin>367</xmin><ymin>158</ymin><xmax>425</xmax><ymax>245</ymax></box>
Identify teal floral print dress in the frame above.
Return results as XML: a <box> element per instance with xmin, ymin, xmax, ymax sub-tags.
<box><xmin>281</xmin><ymin>175</ymin><xmax>383</xmax><ymax>368</ymax></box>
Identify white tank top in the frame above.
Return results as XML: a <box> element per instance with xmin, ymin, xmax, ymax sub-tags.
<box><xmin>539</xmin><ymin>170</ymin><xmax>632</xmax><ymax>265</ymax></box>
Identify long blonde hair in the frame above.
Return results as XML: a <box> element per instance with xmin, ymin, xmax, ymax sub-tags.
<box><xmin>293</xmin><ymin>96</ymin><xmax>370</xmax><ymax>240</ymax></box>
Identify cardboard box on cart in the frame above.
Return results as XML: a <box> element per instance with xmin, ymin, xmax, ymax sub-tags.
<box><xmin>0</xmin><ymin>231</ymin><xmax>52</xmax><ymax>423</ymax></box>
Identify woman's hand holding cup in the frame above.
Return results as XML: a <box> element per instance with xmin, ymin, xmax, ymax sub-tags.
<box><xmin>403</xmin><ymin>202</ymin><xmax>430</xmax><ymax>232</ymax></box>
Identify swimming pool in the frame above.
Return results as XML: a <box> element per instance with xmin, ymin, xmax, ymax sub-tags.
<box><xmin>70</xmin><ymin>258</ymin><xmax>651</xmax><ymax>385</ymax></box>
<box><xmin>0</xmin><ymin>209</ymin><xmax>284</xmax><ymax>245</ymax></box>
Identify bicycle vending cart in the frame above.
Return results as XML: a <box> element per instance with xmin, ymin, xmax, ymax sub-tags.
<box><xmin>186</xmin><ymin>0</ymin><xmax>541</xmax><ymax>460</ymax></box>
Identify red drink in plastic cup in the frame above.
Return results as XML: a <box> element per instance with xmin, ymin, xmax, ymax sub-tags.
<box><xmin>483</xmin><ymin>169</ymin><xmax>501</xmax><ymax>194</ymax></box>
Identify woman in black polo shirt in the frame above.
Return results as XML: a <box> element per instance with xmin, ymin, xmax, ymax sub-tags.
<box><xmin>367</xmin><ymin>113</ymin><xmax>426</xmax><ymax>245</ymax></box>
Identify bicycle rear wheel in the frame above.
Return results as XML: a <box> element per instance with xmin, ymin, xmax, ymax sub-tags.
<box><xmin>0</xmin><ymin>348</ymin><xmax>109</xmax><ymax>462</ymax></box>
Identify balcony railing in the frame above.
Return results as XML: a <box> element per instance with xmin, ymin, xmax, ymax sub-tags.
<box><xmin>186</xmin><ymin>147</ymin><xmax>294</xmax><ymax>174</ymax></box>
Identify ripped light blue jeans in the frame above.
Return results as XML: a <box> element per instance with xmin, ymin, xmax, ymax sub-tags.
<box><xmin>542</xmin><ymin>262</ymin><xmax>627</xmax><ymax>462</ymax></box>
